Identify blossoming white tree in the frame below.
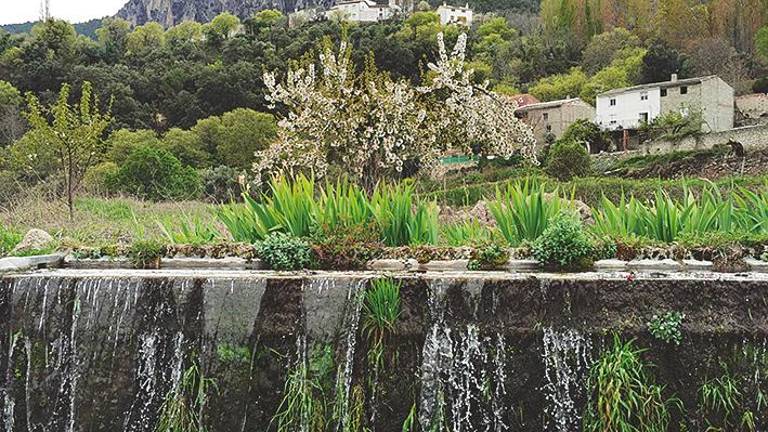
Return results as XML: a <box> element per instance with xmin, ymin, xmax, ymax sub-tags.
<box><xmin>257</xmin><ymin>33</ymin><xmax>536</xmax><ymax>187</ymax></box>
<box><xmin>421</xmin><ymin>33</ymin><xmax>538</xmax><ymax>164</ymax></box>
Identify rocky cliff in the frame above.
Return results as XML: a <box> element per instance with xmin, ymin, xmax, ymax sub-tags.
<box><xmin>116</xmin><ymin>0</ymin><xmax>330</xmax><ymax>27</ymax></box>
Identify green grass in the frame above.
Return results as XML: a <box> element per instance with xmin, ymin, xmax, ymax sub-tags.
<box><xmin>425</xmin><ymin>174</ymin><xmax>768</xmax><ymax>208</ymax></box>
<box><xmin>0</xmin><ymin>224</ymin><xmax>22</xmax><ymax>256</ymax></box>
<box><xmin>155</xmin><ymin>364</ymin><xmax>216</xmax><ymax>432</ymax></box>
<box><xmin>584</xmin><ymin>335</ymin><xmax>681</xmax><ymax>432</ymax></box>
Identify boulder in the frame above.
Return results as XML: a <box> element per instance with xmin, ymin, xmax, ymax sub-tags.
<box><xmin>11</xmin><ymin>229</ymin><xmax>54</xmax><ymax>254</ymax></box>
<box><xmin>468</xmin><ymin>200</ymin><xmax>497</xmax><ymax>227</ymax></box>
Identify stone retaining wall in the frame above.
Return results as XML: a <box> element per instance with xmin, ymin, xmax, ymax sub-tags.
<box><xmin>643</xmin><ymin>124</ymin><xmax>768</xmax><ymax>155</ymax></box>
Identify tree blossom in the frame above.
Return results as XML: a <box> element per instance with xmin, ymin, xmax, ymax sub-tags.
<box><xmin>256</xmin><ymin>33</ymin><xmax>537</xmax><ymax>186</ymax></box>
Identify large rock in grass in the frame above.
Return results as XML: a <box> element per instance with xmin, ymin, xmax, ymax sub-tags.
<box><xmin>11</xmin><ymin>229</ymin><xmax>54</xmax><ymax>255</ymax></box>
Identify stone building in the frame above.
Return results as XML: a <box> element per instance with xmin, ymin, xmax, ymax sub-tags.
<box><xmin>325</xmin><ymin>0</ymin><xmax>399</xmax><ymax>22</ymax></box>
<box><xmin>514</xmin><ymin>98</ymin><xmax>595</xmax><ymax>145</ymax></box>
<box><xmin>595</xmin><ymin>75</ymin><xmax>734</xmax><ymax>133</ymax></box>
<box><xmin>436</xmin><ymin>3</ymin><xmax>473</xmax><ymax>26</ymax></box>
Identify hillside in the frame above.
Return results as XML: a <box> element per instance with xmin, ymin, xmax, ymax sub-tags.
<box><xmin>115</xmin><ymin>0</ymin><xmax>333</xmax><ymax>27</ymax></box>
<box><xmin>1</xmin><ymin>18</ymin><xmax>104</xmax><ymax>39</ymax></box>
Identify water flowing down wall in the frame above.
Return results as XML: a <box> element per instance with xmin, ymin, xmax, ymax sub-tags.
<box><xmin>1</xmin><ymin>269</ymin><xmax>767</xmax><ymax>431</ymax></box>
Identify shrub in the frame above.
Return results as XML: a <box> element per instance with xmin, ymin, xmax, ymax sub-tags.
<box><xmin>370</xmin><ymin>182</ymin><xmax>438</xmax><ymax>246</ymax></box>
<box><xmin>753</xmin><ymin>77</ymin><xmax>768</xmax><ymax>94</ymax></box>
<box><xmin>128</xmin><ymin>239</ymin><xmax>165</xmax><ymax>269</ymax></box>
<box><xmin>311</xmin><ymin>223</ymin><xmax>382</xmax><ymax>270</ymax></box>
<box><xmin>115</xmin><ymin>146</ymin><xmax>202</xmax><ymax>201</ymax></box>
<box><xmin>559</xmin><ymin>119</ymin><xmax>612</xmax><ymax>154</ymax></box>
<box><xmin>82</xmin><ymin>162</ymin><xmax>119</xmax><ymax>195</ymax></box>
<box><xmin>202</xmin><ymin>165</ymin><xmax>241</xmax><ymax>203</ymax></box>
<box><xmin>442</xmin><ymin>220</ymin><xmax>493</xmax><ymax>246</ymax></box>
<box><xmin>468</xmin><ymin>243</ymin><xmax>510</xmax><ymax>270</ymax></box>
<box><xmin>544</xmin><ymin>139</ymin><xmax>592</xmax><ymax>181</ymax></box>
<box><xmin>648</xmin><ymin>311</ymin><xmax>685</xmax><ymax>345</ymax></box>
<box><xmin>256</xmin><ymin>232</ymin><xmax>314</xmax><ymax>271</ymax></box>
<box><xmin>532</xmin><ymin>210</ymin><xmax>594</xmax><ymax>271</ymax></box>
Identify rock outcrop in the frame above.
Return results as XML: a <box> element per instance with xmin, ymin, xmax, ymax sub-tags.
<box><xmin>116</xmin><ymin>0</ymin><xmax>332</xmax><ymax>27</ymax></box>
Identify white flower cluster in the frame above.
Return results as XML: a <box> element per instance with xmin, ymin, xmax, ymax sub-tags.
<box><xmin>256</xmin><ymin>33</ymin><xmax>537</xmax><ymax>185</ymax></box>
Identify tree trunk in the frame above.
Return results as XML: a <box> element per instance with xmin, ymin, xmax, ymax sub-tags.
<box><xmin>68</xmin><ymin>157</ymin><xmax>74</xmax><ymax>221</ymax></box>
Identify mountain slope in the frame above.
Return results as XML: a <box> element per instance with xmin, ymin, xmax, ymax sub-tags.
<box><xmin>115</xmin><ymin>0</ymin><xmax>331</xmax><ymax>27</ymax></box>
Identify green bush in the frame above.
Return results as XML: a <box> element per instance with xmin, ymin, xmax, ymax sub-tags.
<box><xmin>584</xmin><ymin>336</ymin><xmax>680</xmax><ymax>431</ymax></box>
<box><xmin>468</xmin><ymin>243</ymin><xmax>510</xmax><ymax>270</ymax></box>
<box><xmin>753</xmin><ymin>77</ymin><xmax>768</xmax><ymax>94</ymax></box>
<box><xmin>532</xmin><ymin>210</ymin><xmax>594</xmax><ymax>270</ymax></box>
<box><xmin>115</xmin><ymin>146</ymin><xmax>201</xmax><ymax>201</ymax></box>
<box><xmin>256</xmin><ymin>232</ymin><xmax>314</xmax><ymax>271</ymax></box>
<box><xmin>648</xmin><ymin>311</ymin><xmax>685</xmax><ymax>345</ymax></box>
<box><xmin>559</xmin><ymin>119</ymin><xmax>613</xmax><ymax>154</ymax></box>
<box><xmin>488</xmin><ymin>180</ymin><xmax>567</xmax><ymax>244</ymax></box>
<box><xmin>311</xmin><ymin>223</ymin><xmax>382</xmax><ymax>270</ymax></box>
<box><xmin>128</xmin><ymin>239</ymin><xmax>165</xmax><ymax>269</ymax></box>
<box><xmin>544</xmin><ymin>139</ymin><xmax>592</xmax><ymax>181</ymax></box>
<box><xmin>83</xmin><ymin>162</ymin><xmax>119</xmax><ymax>195</ymax></box>
<box><xmin>202</xmin><ymin>165</ymin><xmax>241</xmax><ymax>203</ymax></box>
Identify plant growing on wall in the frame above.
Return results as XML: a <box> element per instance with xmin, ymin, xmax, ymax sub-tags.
<box><xmin>648</xmin><ymin>311</ymin><xmax>685</xmax><ymax>345</ymax></box>
<box><xmin>362</xmin><ymin>278</ymin><xmax>402</xmax><ymax>423</ymax></box>
<box><xmin>583</xmin><ymin>335</ymin><xmax>681</xmax><ymax>432</ymax></box>
<box><xmin>155</xmin><ymin>364</ymin><xmax>216</xmax><ymax>432</ymax></box>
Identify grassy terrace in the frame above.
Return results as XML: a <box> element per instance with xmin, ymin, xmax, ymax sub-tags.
<box><xmin>1</xmin><ymin>169</ymin><xmax>766</xmax><ymax>271</ymax></box>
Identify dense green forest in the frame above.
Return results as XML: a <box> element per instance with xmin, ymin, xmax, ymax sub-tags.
<box><xmin>1</xmin><ymin>0</ymin><xmax>767</xmax><ymax>205</ymax></box>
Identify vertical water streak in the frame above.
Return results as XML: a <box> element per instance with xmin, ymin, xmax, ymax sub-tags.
<box><xmin>124</xmin><ymin>331</ymin><xmax>158</xmax><ymax>432</ymax></box>
<box><xmin>541</xmin><ymin>327</ymin><xmax>592</xmax><ymax>432</ymax></box>
<box><xmin>449</xmin><ymin>324</ymin><xmax>486</xmax><ymax>432</ymax></box>
<box><xmin>2</xmin><ymin>332</ymin><xmax>20</xmax><ymax>432</ymax></box>
<box><xmin>491</xmin><ymin>333</ymin><xmax>509</xmax><ymax>432</ymax></box>
<box><xmin>419</xmin><ymin>279</ymin><xmax>452</xmax><ymax>431</ymax></box>
<box><xmin>336</xmin><ymin>278</ymin><xmax>367</xmax><ymax>432</ymax></box>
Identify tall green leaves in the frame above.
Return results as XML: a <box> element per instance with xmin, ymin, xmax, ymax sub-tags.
<box><xmin>218</xmin><ymin>175</ymin><xmax>438</xmax><ymax>246</ymax></box>
<box><xmin>583</xmin><ymin>336</ymin><xmax>680</xmax><ymax>432</ymax></box>
<box><xmin>371</xmin><ymin>182</ymin><xmax>439</xmax><ymax>246</ymax></box>
<box><xmin>488</xmin><ymin>180</ymin><xmax>567</xmax><ymax>245</ymax></box>
<box><xmin>591</xmin><ymin>184</ymin><xmax>768</xmax><ymax>242</ymax></box>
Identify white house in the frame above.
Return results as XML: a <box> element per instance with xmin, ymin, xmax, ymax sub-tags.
<box><xmin>436</xmin><ymin>3</ymin><xmax>473</xmax><ymax>26</ymax></box>
<box><xmin>595</xmin><ymin>75</ymin><xmax>734</xmax><ymax>133</ymax></box>
<box><xmin>325</xmin><ymin>0</ymin><xmax>400</xmax><ymax>22</ymax></box>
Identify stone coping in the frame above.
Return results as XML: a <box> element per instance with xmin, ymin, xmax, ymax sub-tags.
<box><xmin>7</xmin><ymin>268</ymin><xmax>768</xmax><ymax>283</ymax></box>
<box><xmin>0</xmin><ymin>253</ymin><xmax>65</xmax><ymax>272</ymax></box>
<box><xmin>0</xmin><ymin>253</ymin><xmax>764</xmax><ymax>274</ymax></box>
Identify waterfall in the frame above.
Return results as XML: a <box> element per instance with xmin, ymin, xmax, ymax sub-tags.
<box><xmin>124</xmin><ymin>331</ymin><xmax>159</xmax><ymax>432</ymax></box>
<box><xmin>2</xmin><ymin>332</ymin><xmax>20</xmax><ymax>432</ymax></box>
<box><xmin>419</xmin><ymin>279</ymin><xmax>452</xmax><ymax>431</ymax></box>
<box><xmin>541</xmin><ymin>327</ymin><xmax>592</xmax><ymax>432</ymax></box>
<box><xmin>419</xmin><ymin>280</ymin><xmax>510</xmax><ymax>432</ymax></box>
<box><xmin>335</xmin><ymin>278</ymin><xmax>367</xmax><ymax>432</ymax></box>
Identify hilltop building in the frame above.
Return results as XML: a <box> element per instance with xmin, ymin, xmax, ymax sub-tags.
<box><xmin>325</xmin><ymin>0</ymin><xmax>400</xmax><ymax>22</ymax></box>
<box><xmin>436</xmin><ymin>3</ymin><xmax>473</xmax><ymax>26</ymax></box>
<box><xmin>595</xmin><ymin>75</ymin><xmax>734</xmax><ymax>133</ymax></box>
<box><xmin>515</xmin><ymin>98</ymin><xmax>595</xmax><ymax>145</ymax></box>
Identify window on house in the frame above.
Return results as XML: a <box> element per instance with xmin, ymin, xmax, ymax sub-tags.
<box><xmin>639</xmin><ymin>112</ymin><xmax>649</xmax><ymax>123</ymax></box>
<box><xmin>610</xmin><ymin>120</ymin><xmax>617</xmax><ymax>125</ymax></box>
<box><xmin>680</xmin><ymin>86</ymin><xmax>688</xmax><ymax>95</ymax></box>
<box><xmin>640</xmin><ymin>92</ymin><xmax>648</xmax><ymax>101</ymax></box>
<box><xmin>542</xmin><ymin>112</ymin><xmax>549</xmax><ymax>121</ymax></box>
<box><xmin>660</xmin><ymin>89</ymin><xmax>668</xmax><ymax>97</ymax></box>
<box><xmin>610</xmin><ymin>98</ymin><xmax>616</xmax><ymax>106</ymax></box>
